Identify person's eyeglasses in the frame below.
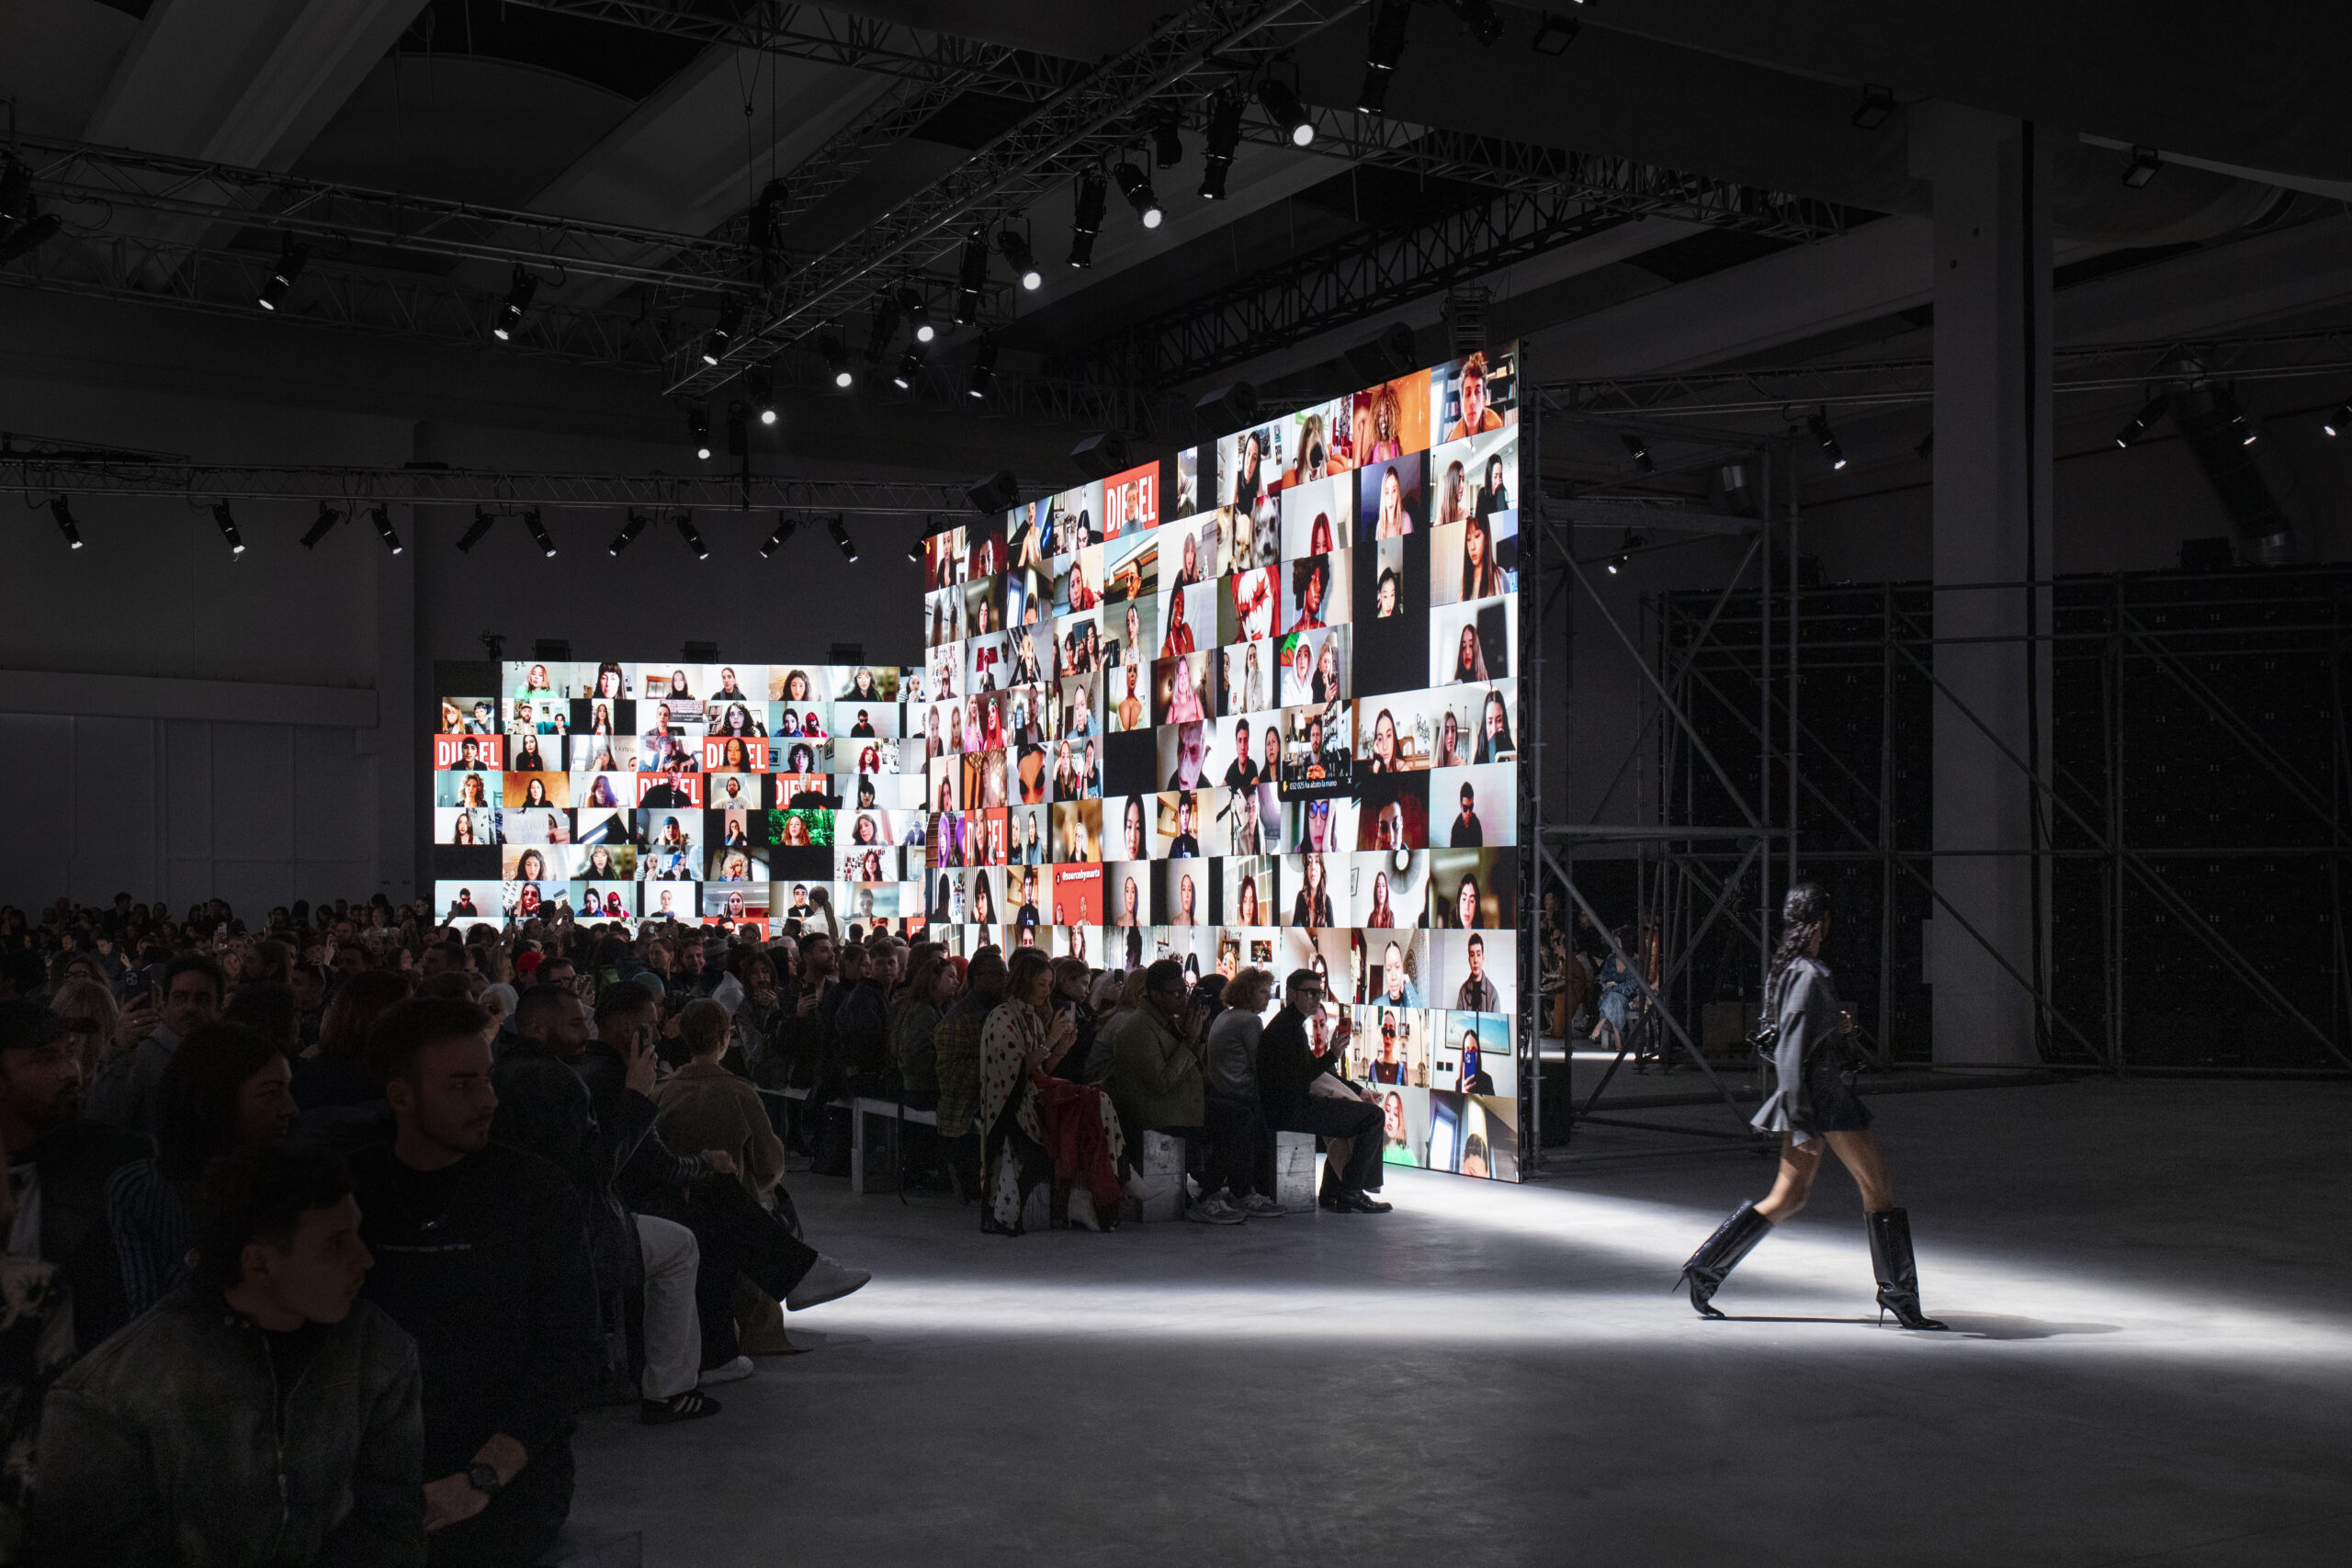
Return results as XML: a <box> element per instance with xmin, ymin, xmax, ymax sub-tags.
<box><xmin>1381</xmin><ymin>1026</ymin><xmax>1396</xmax><ymax>1038</ymax></box>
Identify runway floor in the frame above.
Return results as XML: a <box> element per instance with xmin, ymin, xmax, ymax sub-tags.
<box><xmin>571</xmin><ymin>1076</ymin><xmax>2352</xmax><ymax>1566</ymax></box>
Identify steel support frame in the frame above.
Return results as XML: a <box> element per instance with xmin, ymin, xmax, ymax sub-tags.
<box><xmin>1523</xmin><ymin>405</ymin><xmax>1794</xmax><ymax>1155</ymax></box>
<box><xmin>1658</xmin><ymin>571</ymin><xmax>2352</xmax><ymax>1076</ymax></box>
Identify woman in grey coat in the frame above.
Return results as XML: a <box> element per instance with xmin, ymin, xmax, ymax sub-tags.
<box><xmin>1675</xmin><ymin>883</ymin><xmax>1947</xmax><ymax>1330</ymax></box>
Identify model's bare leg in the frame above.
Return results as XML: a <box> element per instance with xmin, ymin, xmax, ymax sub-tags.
<box><xmin>1823</xmin><ymin>1130</ymin><xmax>1894</xmax><ymax>1213</ymax></box>
<box><xmin>1756</xmin><ymin>1134</ymin><xmax>1823</xmax><ymax>1223</ymax></box>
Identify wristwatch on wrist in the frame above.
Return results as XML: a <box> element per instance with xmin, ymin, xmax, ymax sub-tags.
<box><xmin>467</xmin><ymin>1462</ymin><xmax>503</xmax><ymax>1496</ymax></box>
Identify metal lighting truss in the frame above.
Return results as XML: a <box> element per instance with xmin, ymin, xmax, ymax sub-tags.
<box><xmin>13</xmin><ymin>134</ymin><xmax>757</xmax><ymax>292</ymax></box>
<box><xmin>1546</xmin><ymin>327</ymin><xmax>2352</xmax><ymax>419</ymax></box>
<box><xmin>513</xmin><ymin>1</ymin><xmax>1851</xmax><ymax>216</ymax></box>
<box><xmin>7</xmin><ymin>231</ymin><xmax>688</xmax><ymax>371</ymax></box>
<box><xmin>664</xmin><ymin>0</ymin><xmax>1374</xmax><ymax>397</ymax></box>
<box><xmin>0</xmin><ymin>453</ymin><xmax>968</xmax><ymax>517</ymax></box>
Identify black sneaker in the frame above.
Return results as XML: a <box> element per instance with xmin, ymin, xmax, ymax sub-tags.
<box><xmin>640</xmin><ymin>1389</ymin><xmax>723</xmax><ymax>1425</ymax></box>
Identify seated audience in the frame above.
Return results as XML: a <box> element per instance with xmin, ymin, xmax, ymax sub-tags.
<box><xmin>931</xmin><ymin>950</ymin><xmax>1002</xmax><ymax>1195</ymax></box>
<box><xmin>352</xmin><ymin>996</ymin><xmax>602</xmax><ymax>1565</ymax></box>
<box><xmin>596</xmin><ymin>987</ymin><xmax>865</xmax><ymax>1382</ymax></box>
<box><xmin>0</xmin><ymin>1000</ymin><xmax>151</xmax><ymax>1359</ymax></box>
<box><xmin>106</xmin><ymin>1021</ymin><xmax>295</xmax><ymax>1316</ymax></box>
<box><xmin>32</xmin><ymin>1145</ymin><xmax>423</xmax><ymax>1564</ymax></box>
<box><xmin>980</xmin><ymin>948</ymin><xmax>1132</xmax><ymax>1233</ymax></box>
<box><xmin>1199</xmin><ymin>966</ymin><xmax>1285</xmax><ymax>1217</ymax></box>
<box><xmin>496</xmin><ymin>982</ymin><xmax>716</xmax><ymax>1423</ymax></box>
<box><xmin>1098</xmin><ymin>959</ymin><xmax>1244</xmax><ymax>1228</ymax></box>
<box><xmin>85</xmin><ymin>953</ymin><xmax>223</xmax><ymax>1135</ymax></box>
<box><xmin>1259</xmin><ymin>969</ymin><xmax>1394</xmax><ymax>1213</ymax></box>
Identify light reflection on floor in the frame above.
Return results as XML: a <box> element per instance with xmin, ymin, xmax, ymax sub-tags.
<box><xmin>798</xmin><ymin>1168</ymin><xmax>2352</xmax><ymax>1367</ymax></box>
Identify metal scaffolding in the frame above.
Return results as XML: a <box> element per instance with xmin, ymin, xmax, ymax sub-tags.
<box><xmin>1527</xmin><ymin>400</ymin><xmax>2350</xmax><ymax>1162</ymax></box>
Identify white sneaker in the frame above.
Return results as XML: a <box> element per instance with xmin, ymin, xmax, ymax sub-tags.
<box><xmin>1238</xmin><ymin>1193</ymin><xmax>1288</xmax><ymax>1218</ymax></box>
<box><xmin>785</xmin><ymin>1256</ymin><xmax>871</xmax><ymax>1311</ymax></box>
<box><xmin>1186</xmin><ymin>1195</ymin><xmax>1247</xmax><ymax>1225</ymax></box>
<box><xmin>697</xmin><ymin>1354</ymin><xmax>754</xmax><ymax>1387</ymax></box>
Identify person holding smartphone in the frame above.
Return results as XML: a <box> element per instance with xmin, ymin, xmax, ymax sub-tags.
<box><xmin>1255</xmin><ymin>970</ymin><xmax>1391</xmax><ymax>1213</ymax></box>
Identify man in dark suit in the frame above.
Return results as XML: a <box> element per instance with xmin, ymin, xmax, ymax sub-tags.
<box><xmin>1255</xmin><ymin>971</ymin><xmax>1392</xmax><ymax>1213</ymax></box>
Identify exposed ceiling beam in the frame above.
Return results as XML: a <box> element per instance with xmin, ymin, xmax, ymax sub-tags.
<box><xmin>20</xmin><ymin>134</ymin><xmax>754</xmax><ymax>294</ymax></box>
<box><xmin>0</xmin><ymin>453</ymin><xmax>968</xmax><ymax>517</ymax></box>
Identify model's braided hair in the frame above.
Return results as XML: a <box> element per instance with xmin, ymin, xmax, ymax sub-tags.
<box><xmin>1768</xmin><ymin>882</ymin><xmax>1833</xmax><ymax>991</ymax></box>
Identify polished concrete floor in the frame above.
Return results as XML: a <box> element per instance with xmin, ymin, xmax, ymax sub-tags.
<box><xmin>571</xmin><ymin>1078</ymin><xmax>2352</xmax><ymax>1566</ymax></box>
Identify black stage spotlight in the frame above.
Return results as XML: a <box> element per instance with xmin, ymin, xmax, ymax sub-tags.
<box><xmin>967</xmin><ymin>336</ymin><xmax>1001</xmax><ymax>399</ymax></box>
<box><xmin>688</xmin><ymin>403</ymin><xmax>712</xmax><ymax>461</ymax></box>
<box><xmin>1530</xmin><ymin>11</ymin><xmax>1580</xmax><ymax>54</ymax></box>
<box><xmin>1070</xmin><ymin>430</ymin><xmax>1133</xmax><ymax>479</ymax></box>
<box><xmin>899</xmin><ymin>286</ymin><xmax>934</xmax><ymax>344</ymax></box>
<box><xmin>702</xmin><ymin>296</ymin><xmax>743</xmax><ymax>365</ymax></box>
<box><xmin>1808</xmin><ymin>411</ymin><xmax>1847</xmax><ymax>470</ymax></box>
<box><xmin>492</xmin><ymin>266</ymin><xmax>537</xmax><ymax>340</ymax></box>
<box><xmin>760</xmin><ymin>513</ymin><xmax>798</xmax><ymax>558</ymax></box>
<box><xmin>0</xmin><ymin>159</ymin><xmax>29</xmax><ymax>228</ymax></box>
<box><xmin>827</xmin><ymin>513</ymin><xmax>858</xmax><ymax>562</ymax></box>
<box><xmin>907</xmin><ymin>526</ymin><xmax>925</xmax><ymax>564</ymax></box>
<box><xmin>956</xmin><ymin>229</ymin><xmax>989</xmax><ymax>323</ymax></box>
<box><xmin>1851</xmin><ymin>84</ymin><xmax>1895</xmax><ymax>130</ymax></box>
<box><xmin>2114</xmin><ymin>395</ymin><xmax>2168</xmax><ymax>448</ymax></box>
<box><xmin>967</xmin><ymin>469</ymin><xmax>1019</xmax><ymax>516</ymax></box>
<box><xmin>523</xmin><ymin>507</ymin><xmax>556</xmax><ymax>558</ymax></box>
<box><xmin>674</xmin><ymin>511</ymin><xmax>708</xmax><ymax>560</ymax></box>
<box><xmin>997</xmin><ymin>229</ymin><xmax>1041</xmax><ymax>290</ymax></box>
<box><xmin>821</xmin><ymin>334</ymin><xmax>854</xmax><ymax>388</ymax></box>
<box><xmin>1152</xmin><ymin>107</ymin><xmax>1184</xmax><ymax>170</ymax></box>
<box><xmin>455</xmin><ymin>506</ymin><xmax>494</xmax><ymax>553</ymax></box>
<box><xmin>864</xmin><ymin>291</ymin><xmax>900</xmax><ymax>362</ymax></box>
<box><xmin>2324</xmin><ymin>400</ymin><xmax>2352</xmax><ymax>438</ymax></box>
<box><xmin>2123</xmin><ymin>146</ymin><xmax>2162</xmax><ymax>188</ymax></box>
<box><xmin>2</xmin><ymin>154</ymin><xmax>60</xmax><ymax>265</ymax></box>
<box><xmin>1069</xmin><ymin>169</ymin><xmax>1107</xmax><ymax>266</ymax></box>
<box><xmin>368</xmin><ymin>503</ymin><xmax>402</xmax><ymax>554</ymax></box>
<box><xmin>1193</xmin><ymin>381</ymin><xmax>1258</xmax><ymax>432</ymax></box>
<box><xmin>299</xmin><ymin>502</ymin><xmax>343</xmax><ymax>549</ymax></box>
<box><xmin>1620</xmin><ymin>434</ymin><xmax>1654</xmax><ymax>475</ymax></box>
<box><xmin>1256</xmin><ymin>78</ymin><xmax>1314</xmax><ymax>148</ymax></box>
<box><xmin>50</xmin><ymin>496</ymin><xmax>80</xmax><ymax>550</ymax></box>
<box><xmin>748</xmin><ymin>371</ymin><xmax>777</xmax><ymax>426</ymax></box>
<box><xmin>1360</xmin><ymin>0</ymin><xmax>1412</xmax><ymax>114</ymax></box>
<box><xmin>609</xmin><ymin>509</ymin><xmax>650</xmax><ymax>556</ymax></box>
<box><xmin>1445</xmin><ymin>0</ymin><xmax>1506</xmax><ymax>45</ymax></box>
<box><xmin>0</xmin><ymin>209</ymin><xmax>61</xmax><ymax>266</ymax></box>
<box><xmin>725</xmin><ymin>401</ymin><xmax>749</xmax><ymax>458</ymax></box>
<box><xmin>892</xmin><ymin>344</ymin><xmax>926</xmax><ymax>389</ymax></box>
<box><xmin>257</xmin><ymin>233</ymin><xmax>308</xmax><ymax>310</ymax></box>
<box><xmin>1199</xmin><ymin>91</ymin><xmax>1243</xmax><ymax>200</ymax></box>
<box><xmin>1113</xmin><ymin>162</ymin><xmax>1163</xmax><ymax>230</ymax></box>
<box><xmin>211</xmin><ymin>500</ymin><xmax>245</xmax><ymax>556</ymax></box>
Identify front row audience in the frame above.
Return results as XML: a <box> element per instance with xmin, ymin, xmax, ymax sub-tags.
<box><xmin>0</xmin><ymin>893</ymin><xmax>1416</xmax><ymax>1563</ymax></box>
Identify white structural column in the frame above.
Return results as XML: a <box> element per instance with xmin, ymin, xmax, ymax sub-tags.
<box><xmin>1912</xmin><ymin>103</ymin><xmax>2052</xmax><ymax>1068</ymax></box>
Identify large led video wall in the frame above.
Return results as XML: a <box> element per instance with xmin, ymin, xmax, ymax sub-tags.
<box><xmin>430</xmin><ymin>660</ymin><xmax>931</xmax><ymax>937</ymax></box>
<box><xmin>919</xmin><ymin>344</ymin><xmax>1525</xmax><ymax>1179</ymax></box>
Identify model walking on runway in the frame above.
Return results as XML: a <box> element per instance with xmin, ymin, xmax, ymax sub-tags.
<box><xmin>1676</xmin><ymin>883</ymin><xmax>1947</xmax><ymax>1329</ymax></box>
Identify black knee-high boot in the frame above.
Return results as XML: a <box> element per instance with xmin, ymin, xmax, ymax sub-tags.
<box><xmin>1866</xmin><ymin>1207</ymin><xmax>1948</xmax><ymax>1330</ymax></box>
<box><xmin>1676</xmin><ymin>1201</ymin><xmax>1772</xmax><ymax>1319</ymax></box>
